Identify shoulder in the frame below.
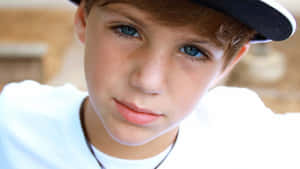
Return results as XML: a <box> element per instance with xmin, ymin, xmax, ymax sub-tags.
<box><xmin>0</xmin><ymin>80</ymin><xmax>87</xmax><ymax>117</ymax></box>
<box><xmin>0</xmin><ymin>80</ymin><xmax>88</xmax><ymax>167</ymax></box>
<box><xmin>202</xmin><ymin>86</ymin><xmax>300</xmax><ymax>126</ymax></box>
<box><xmin>0</xmin><ymin>79</ymin><xmax>87</xmax><ymax>128</ymax></box>
<box><xmin>1</xmin><ymin>80</ymin><xmax>83</xmax><ymax>106</ymax></box>
<box><xmin>178</xmin><ymin>86</ymin><xmax>300</xmax><ymax>169</ymax></box>
<box><xmin>183</xmin><ymin>86</ymin><xmax>274</xmax><ymax>129</ymax></box>
<box><xmin>181</xmin><ymin>86</ymin><xmax>273</xmax><ymax>129</ymax></box>
<box><xmin>0</xmin><ymin>80</ymin><xmax>87</xmax><ymax>129</ymax></box>
<box><xmin>202</xmin><ymin>86</ymin><xmax>275</xmax><ymax>122</ymax></box>
<box><xmin>204</xmin><ymin>86</ymin><xmax>267</xmax><ymax>110</ymax></box>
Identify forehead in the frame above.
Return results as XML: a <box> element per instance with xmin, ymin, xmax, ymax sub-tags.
<box><xmin>92</xmin><ymin>0</ymin><xmax>240</xmax><ymax>48</ymax></box>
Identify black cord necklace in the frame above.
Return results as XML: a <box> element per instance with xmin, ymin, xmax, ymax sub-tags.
<box><xmin>79</xmin><ymin>99</ymin><xmax>179</xmax><ymax>169</ymax></box>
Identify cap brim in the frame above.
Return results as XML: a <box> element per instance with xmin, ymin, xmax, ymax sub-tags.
<box><xmin>70</xmin><ymin>0</ymin><xmax>296</xmax><ymax>43</ymax></box>
<box><xmin>194</xmin><ymin>0</ymin><xmax>296</xmax><ymax>43</ymax></box>
<box><xmin>70</xmin><ymin>0</ymin><xmax>80</xmax><ymax>4</ymax></box>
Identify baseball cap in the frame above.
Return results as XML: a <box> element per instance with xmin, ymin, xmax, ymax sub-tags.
<box><xmin>69</xmin><ymin>0</ymin><xmax>296</xmax><ymax>44</ymax></box>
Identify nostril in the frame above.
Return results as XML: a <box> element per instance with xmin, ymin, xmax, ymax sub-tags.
<box><xmin>144</xmin><ymin>89</ymin><xmax>162</xmax><ymax>96</ymax></box>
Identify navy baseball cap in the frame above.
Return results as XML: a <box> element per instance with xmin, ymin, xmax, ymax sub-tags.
<box><xmin>69</xmin><ymin>0</ymin><xmax>296</xmax><ymax>44</ymax></box>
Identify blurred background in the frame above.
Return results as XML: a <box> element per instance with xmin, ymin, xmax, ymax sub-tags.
<box><xmin>0</xmin><ymin>0</ymin><xmax>299</xmax><ymax>114</ymax></box>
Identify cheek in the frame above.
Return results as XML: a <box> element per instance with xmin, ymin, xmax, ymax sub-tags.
<box><xmin>84</xmin><ymin>26</ymin><xmax>125</xmax><ymax>91</ymax></box>
<box><xmin>85</xmin><ymin>44</ymin><xmax>115</xmax><ymax>95</ymax></box>
<box><xmin>168</xmin><ymin>62</ymin><xmax>222</xmax><ymax>120</ymax></box>
<box><xmin>84</xmin><ymin>22</ymin><xmax>140</xmax><ymax>88</ymax></box>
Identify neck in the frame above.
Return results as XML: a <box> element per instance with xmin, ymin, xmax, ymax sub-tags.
<box><xmin>82</xmin><ymin>97</ymin><xmax>179</xmax><ymax>160</ymax></box>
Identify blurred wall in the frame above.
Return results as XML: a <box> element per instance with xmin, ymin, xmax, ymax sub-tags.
<box><xmin>278</xmin><ymin>0</ymin><xmax>300</xmax><ymax>14</ymax></box>
<box><xmin>0</xmin><ymin>0</ymin><xmax>75</xmax><ymax>9</ymax></box>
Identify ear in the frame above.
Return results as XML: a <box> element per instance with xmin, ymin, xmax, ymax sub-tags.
<box><xmin>212</xmin><ymin>43</ymin><xmax>250</xmax><ymax>86</ymax></box>
<box><xmin>74</xmin><ymin>1</ymin><xmax>87</xmax><ymax>44</ymax></box>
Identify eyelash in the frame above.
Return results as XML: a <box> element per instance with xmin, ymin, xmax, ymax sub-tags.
<box><xmin>111</xmin><ymin>24</ymin><xmax>140</xmax><ymax>39</ymax></box>
<box><xmin>179</xmin><ymin>46</ymin><xmax>210</xmax><ymax>63</ymax></box>
<box><xmin>110</xmin><ymin>24</ymin><xmax>210</xmax><ymax>63</ymax></box>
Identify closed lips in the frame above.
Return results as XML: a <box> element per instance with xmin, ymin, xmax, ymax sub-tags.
<box><xmin>114</xmin><ymin>98</ymin><xmax>162</xmax><ymax>116</ymax></box>
<box><xmin>114</xmin><ymin>98</ymin><xmax>163</xmax><ymax>125</ymax></box>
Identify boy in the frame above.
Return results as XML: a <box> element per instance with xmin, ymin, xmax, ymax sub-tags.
<box><xmin>0</xmin><ymin>0</ymin><xmax>299</xmax><ymax>168</ymax></box>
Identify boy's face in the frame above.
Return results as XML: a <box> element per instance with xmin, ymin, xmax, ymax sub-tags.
<box><xmin>76</xmin><ymin>1</ymin><xmax>244</xmax><ymax>146</ymax></box>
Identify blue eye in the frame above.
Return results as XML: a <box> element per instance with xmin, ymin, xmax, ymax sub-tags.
<box><xmin>116</xmin><ymin>25</ymin><xmax>139</xmax><ymax>37</ymax></box>
<box><xmin>180</xmin><ymin>45</ymin><xmax>204</xmax><ymax>57</ymax></box>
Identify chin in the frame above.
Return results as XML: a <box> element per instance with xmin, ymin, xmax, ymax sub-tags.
<box><xmin>105</xmin><ymin>123</ymin><xmax>159</xmax><ymax>146</ymax></box>
<box><xmin>111</xmin><ymin>134</ymin><xmax>154</xmax><ymax>147</ymax></box>
<box><xmin>105</xmin><ymin>121</ymin><xmax>179</xmax><ymax>147</ymax></box>
<box><xmin>93</xmin><ymin>107</ymin><xmax>158</xmax><ymax>146</ymax></box>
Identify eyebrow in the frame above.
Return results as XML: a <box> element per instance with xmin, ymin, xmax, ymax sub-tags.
<box><xmin>96</xmin><ymin>2</ymin><xmax>225</xmax><ymax>50</ymax></box>
<box><xmin>96</xmin><ymin>2</ymin><xmax>148</xmax><ymax>28</ymax></box>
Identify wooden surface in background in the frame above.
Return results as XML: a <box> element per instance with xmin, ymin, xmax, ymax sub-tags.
<box><xmin>0</xmin><ymin>84</ymin><xmax>3</xmax><ymax>93</ymax></box>
<box><xmin>0</xmin><ymin>9</ymin><xmax>75</xmax><ymax>83</ymax></box>
<box><xmin>0</xmin><ymin>57</ymin><xmax>42</xmax><ymax>83</ymax></box>
<box><xmin>228</xmin><ymin>17</ymin><xmax>300</xmax><ymax>113</ymax></box>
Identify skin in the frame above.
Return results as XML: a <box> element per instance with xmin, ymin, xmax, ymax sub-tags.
<box><xmin>74</xmin><ymin>0</ymin><xmax>249</xmax><ymax>160</ymax></box>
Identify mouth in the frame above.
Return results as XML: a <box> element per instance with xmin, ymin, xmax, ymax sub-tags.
<box><xmin>113</xmin><ymin>98</ymin><xmax>163</xmax><ymax>125</ymax></box>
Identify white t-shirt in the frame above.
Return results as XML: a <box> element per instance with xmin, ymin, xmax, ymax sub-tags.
<box><xmin>0</xmin><ymin>80</ymin><xmax>299</xmax><ymax>169</ymax></box>
<box><xmin>90</xmin><ymin>144</ymin><xmax>172</xmax><ymax>169</ymax></box>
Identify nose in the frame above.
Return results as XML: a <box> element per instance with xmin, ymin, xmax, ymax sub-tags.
<box><xmin>129</xmin><ymin>47</ymin><xmax>168</xmax><ymax>95</ymax></box>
